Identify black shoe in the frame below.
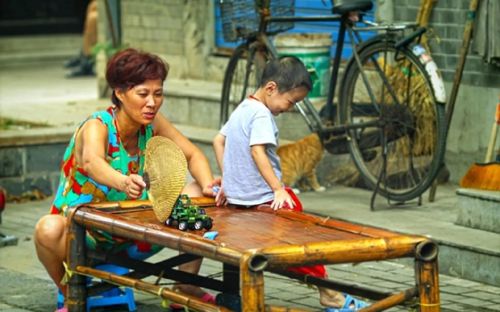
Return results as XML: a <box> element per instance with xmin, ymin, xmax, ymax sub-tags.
<box><xmin>64</xmin><ymin>55</ymin><xmax>82</xmax><ymax>68</ymax></box>
<box><xmin>66</xmin><ymin>57</ymin><xmax>95</xmax><ymax>78</ymax></box>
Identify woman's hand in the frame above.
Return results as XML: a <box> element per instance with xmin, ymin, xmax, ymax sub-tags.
<box><xmin>214</xmin><ymin>186</ymin><xmax>227</xmax><ymax>207</ymax></box>
<box><xmin>203</xmin><ymin>177</ymin><xmax>227</xmax><ymax>206</ymax></box>
<box><xmin>271</xmin><ymin>188</ymin><xmax>294</xmax><ymax>211</ymax></box>
<box><xmin>121</xmin><ymin>174</ymin><xmax>147</xmax><ymax>199</ymax></box>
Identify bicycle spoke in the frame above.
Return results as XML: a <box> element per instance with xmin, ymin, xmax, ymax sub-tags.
<box><xmin>340</xmin><ymin>37</ymin><xmax>445</xmax><ymax>201</ymax></box>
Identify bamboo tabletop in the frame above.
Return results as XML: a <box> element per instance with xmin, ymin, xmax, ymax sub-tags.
<box><xmin>72</xmin><ymin>197</ymin><xmax>422</xmax><ymax>254</ymax></box>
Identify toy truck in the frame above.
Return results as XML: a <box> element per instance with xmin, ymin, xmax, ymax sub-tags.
<box><xmin>165</xmin><ymin>194</ymin><xmax>213</xmax><ymax>231</ymax></box>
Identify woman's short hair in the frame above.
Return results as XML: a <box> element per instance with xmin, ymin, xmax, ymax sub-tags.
<box><xmin>106</xmin><ymin>48</ymin><xmax>169</xmax><ymax>106</ymax></box>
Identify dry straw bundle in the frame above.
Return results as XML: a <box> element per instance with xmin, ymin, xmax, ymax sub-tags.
<box><xmin>379</xmin><ymin>57</ymin><xmax>437</xmax><ymax>158</ymax></box>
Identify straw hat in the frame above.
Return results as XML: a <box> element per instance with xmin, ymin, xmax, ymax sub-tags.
<box><xmin>144</xmin><ymin>136</ymin><xmax>187</xmax><ymax>222</ymax></box>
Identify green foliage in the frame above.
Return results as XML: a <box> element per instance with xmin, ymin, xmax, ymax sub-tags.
<box><xmin>91</xmin><ymin>42</ymin><xmax>128</xmax><ymax>59</ymax></box>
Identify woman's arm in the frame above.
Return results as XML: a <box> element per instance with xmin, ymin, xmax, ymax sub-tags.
<box><xmin>153</xmin><ymin>113</ymin><xmax>217</xmax><ymax>196</ymax></box>
<box><xmin>75</xmin><ymin>119</ymin><xmax>145</xmax><ymax>198</ymax></box>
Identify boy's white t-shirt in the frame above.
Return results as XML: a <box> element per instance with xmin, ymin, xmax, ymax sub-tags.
<box><xmin>220</xmin><ymin>98</ymin><xmax>281</xmax><ymax>205</ymax></box>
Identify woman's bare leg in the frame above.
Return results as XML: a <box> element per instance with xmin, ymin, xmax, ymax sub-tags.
<box><xmin>34</xmin><ymin>214</ymin><xmax>68</xmax><ymax>297</ymax></box>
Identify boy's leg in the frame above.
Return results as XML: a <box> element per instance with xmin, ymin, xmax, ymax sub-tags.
<box><xmin>284</xmin><ymin>187</ymin><xmax>326</xmax><ymax>278</ymax></box>
<box><xmin>282</xmin><ymin>187</ymin><xmax>347</xmax><ymax>308</ymax></box>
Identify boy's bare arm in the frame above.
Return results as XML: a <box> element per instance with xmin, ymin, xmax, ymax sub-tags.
<box><xmin>251</xmin><ymin>144</ymin><xmax>282</xmax><ymax>191</ymax></box>
<box><xmin>213</xmin><ymin>133</ymin><xmax>226</xmax><ymax>172</ymax></box>
<box><xmin>251</xmin><ymin>144</ymin><xmax>293</xmax><ymax>209</ymax></box>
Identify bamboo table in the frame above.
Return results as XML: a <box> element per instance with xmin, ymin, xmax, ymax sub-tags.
<box><xmin>66</xmin><ymin>198</ymin><xmax>440</xmax><ymax>312</ymax></box>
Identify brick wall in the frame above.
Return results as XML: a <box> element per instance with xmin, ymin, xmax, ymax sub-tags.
<box><xmin>118</xmin><ymin>0</ymin><xmax>214</xmax><ymax>79</ymax></box>
<box><xmin>393</xmin><ymin>0</ymin><xmax>500</xmax><ymax>87</ymax></box>
<box><xmin>0</xmin><ymin>144</ymin><xmax>66</xmax><ymax>197</ymax></box>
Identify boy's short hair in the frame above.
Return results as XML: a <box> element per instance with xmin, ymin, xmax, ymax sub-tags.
<box><xmin>260</xmin><ymin>56</ymin><xmax>312</xmax><ymax>93</ymax></box>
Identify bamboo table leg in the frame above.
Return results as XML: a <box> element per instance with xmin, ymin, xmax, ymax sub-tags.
<box><xmin>415</xmin><ymin>242</ymin><xmax>440</xmax><ymax>312</ymax></box>
<box><xmin>67</xmin><ymin>210</ymin><xmax>88</xmax><ymax>312</ymax></box>
<box><xmin>241</xmin><ymin>252</ymin><xmax>265</xmax><ymax>312</ymax></box>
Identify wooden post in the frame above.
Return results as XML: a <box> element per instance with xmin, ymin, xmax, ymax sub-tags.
<box><xmin>67</xmin><ymin>209</ymin><xmax>87</xmax><ymax>312</ymax></box>
<box><xmin>429</xmin><ymin>0</ymin><xmax>479</xmax><ymax>202</ymax></box>
<box><xmin>240</xmin><ymin>252</ymin><xmax>266</xmax><ymax>312</ymax></box>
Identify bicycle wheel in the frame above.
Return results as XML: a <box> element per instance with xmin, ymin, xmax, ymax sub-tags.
<box><xmin>220</xmin><ymin>42</ymin><xmax>272</xmax><ymax>127</ymax></box>
<box><xmin>339</xmin><ymin>36</ymin><xmax>446</xmax><ymax>201</ymax></box>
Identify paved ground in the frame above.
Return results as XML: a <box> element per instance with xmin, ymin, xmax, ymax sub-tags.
<box><xmin>1</xmin><ymin>190</ymin><xmax>500</xmax><ymax>312</ymax></box>
<box><xmin>1</xmin><ymin>61</ymin><xmax>500</xmax><ymax>312</ymax></box>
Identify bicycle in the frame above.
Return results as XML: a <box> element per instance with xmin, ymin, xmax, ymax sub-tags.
<box><xmin>218</xmin><ymin>0</ymin><xmax>447</xmax><ymax>205</ymax></box>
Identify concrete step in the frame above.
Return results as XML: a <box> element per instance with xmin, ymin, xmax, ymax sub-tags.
<box><xmin>456</xmin><ymin>188</ymin><xmax>500</xmax><ymax>234</ymax></box>
<box><xmin>0</xmin><ymin>34</ymin><xmax>81</xmax><ymax>67</ymax></box>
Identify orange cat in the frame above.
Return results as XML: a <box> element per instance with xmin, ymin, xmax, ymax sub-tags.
<box><xmin>277</xmin><ymin>133</ymin><xmax>326</xmax><ymax>192</ymax></box>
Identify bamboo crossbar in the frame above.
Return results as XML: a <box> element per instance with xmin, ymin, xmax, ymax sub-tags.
<box><xmin>265</xmin><ymin>307</ymin><xmax>312</xmax><ymax>312</ymax></box>
<box><xmin>76</xmin><ymin>266</ymin><xmax>230</xmax><ymax>312</ymax></box>
<box><xmin>257</xmin><ymin>236</ymin><xmax>432</xmax><ymax>268</ymax></box>
<box><xmin>273</xmin><ymin>270</ymin><xmax>391</xmax><ymax>300</ymax></box>
<box><xmin>358</xmin><ymin>287</ymin><xmax>418</xmax><ymax>312</ymax></box>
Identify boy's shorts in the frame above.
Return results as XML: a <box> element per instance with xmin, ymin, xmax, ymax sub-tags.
<box><xmin>258</xmin><ymin>187</ymin><xmax>327</xmax><ymax>279</ymax></box>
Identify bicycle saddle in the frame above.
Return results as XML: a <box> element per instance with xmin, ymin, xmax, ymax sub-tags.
<box><xmin>332</xmin><ymin>0</ymin><xmax>373</xmax><ymax>15</ymax></box>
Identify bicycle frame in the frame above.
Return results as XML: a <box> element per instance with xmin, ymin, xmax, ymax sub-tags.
<box><xmin>254</xmin><ymin>7</ymin><xmax>438</xmax><ymax>138</ymax></box>
<box><xmin>221</xmin><ymin>1</ymin><xmax>448</xmax><ymax>202</ymax></box>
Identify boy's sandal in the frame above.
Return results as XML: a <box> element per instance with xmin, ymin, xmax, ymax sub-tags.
<box><xmin>324</xmin><ymin>294</ymin><xmax>369</xmax><ymax>312</ymax></box>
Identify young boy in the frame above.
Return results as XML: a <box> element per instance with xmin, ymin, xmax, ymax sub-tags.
<box><xmin>213</xmin><ymin>56</ymin><xmax>367</xmax><ymax>311</ymax></box>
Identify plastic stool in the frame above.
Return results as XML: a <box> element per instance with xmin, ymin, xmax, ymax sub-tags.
<box><xmin>57</xmin><ymin>264</ymin><xmax>136</xmax><ymax>312</ymax></box>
